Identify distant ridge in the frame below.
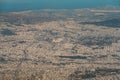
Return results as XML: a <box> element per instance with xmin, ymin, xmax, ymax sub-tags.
<box><xmin>91</xmin><ymin>10</ymin><xmax>120</xmax><ymax>12</ymax></box>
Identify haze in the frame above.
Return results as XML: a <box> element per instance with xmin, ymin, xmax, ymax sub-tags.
<box><xmin>0</xmin><ymin>0</ymin><xmax>119</xmax><ymax>12</ymax></box>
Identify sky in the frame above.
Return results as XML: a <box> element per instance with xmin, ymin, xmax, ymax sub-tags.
<box><xmin>0</xmin><ymin>0</ymin><xmax>119</xmax><ymax>12</ymax></box>
<box><xmin>0</xmin><ymin>0</ymin><xmax>117</xmax><ymax>4</ymax></box>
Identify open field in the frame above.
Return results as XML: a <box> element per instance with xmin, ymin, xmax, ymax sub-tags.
<box><xmin>0</xmin><ymin>8</ymin><xmax>120</xmax><ymax>80</ymax></box>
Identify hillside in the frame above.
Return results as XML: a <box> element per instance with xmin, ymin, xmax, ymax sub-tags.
<box><xmin>0</xmin><ymin>9</ymin><xmax>120</xmax><ymax>80</ymax></box>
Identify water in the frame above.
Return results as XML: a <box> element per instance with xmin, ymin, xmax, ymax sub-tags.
<box><xmin>0</xmin><ymin>0</ymin><xmax>119</xmax><ymax>12</ymax></box>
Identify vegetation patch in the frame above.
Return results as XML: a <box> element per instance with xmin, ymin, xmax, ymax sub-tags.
<box><xmin>0</xmin><ymin>57</ymin><xmax>7</xmax><ymax>63</ymax></box>
<box><xmin>59</xmin><ymin>56</ymin><xmax>87</xmax><ymax>59</ymax></box>
<box><xmin>1</xmin><ymin>29</ymin><xmax>16</xmax><ymax>36</ymax></box>
<box><xmin>79</xmin><ymin>35</ymin><xmax>120</xmax><ymax>46</ymax></box>
<box><xmin>68</xmin><ymin>67</ymin><xmax>120</xmax><ymax>80</ymax></box>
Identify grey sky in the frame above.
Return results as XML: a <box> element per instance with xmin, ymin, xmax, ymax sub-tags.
<box><xmin>0</xmin><ymin>0</ymin><xmax>115</xmax><ymax>3</ymax></box>
<box><xmin>0</xmin><ymin>0</ymin><xmax>119</xmax><ymax>12</ymax></box>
